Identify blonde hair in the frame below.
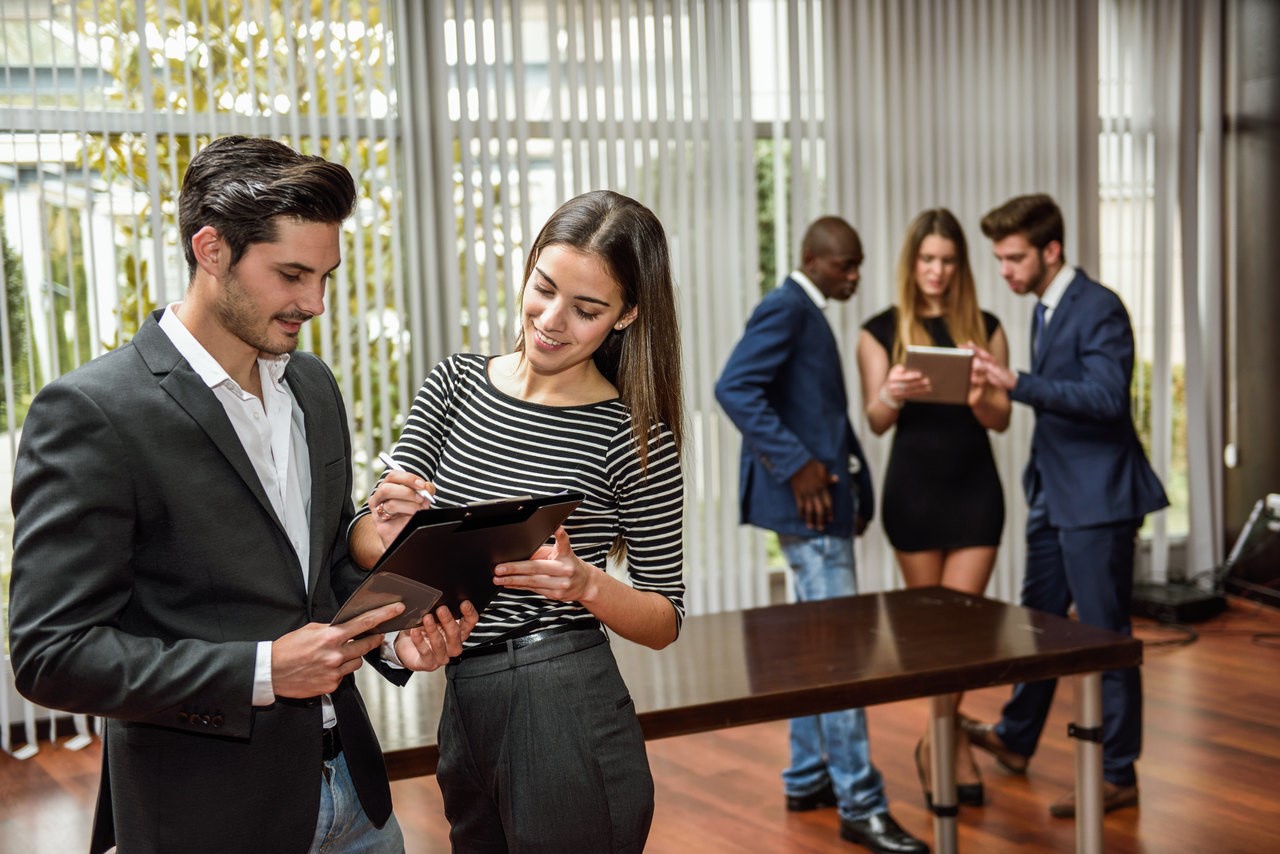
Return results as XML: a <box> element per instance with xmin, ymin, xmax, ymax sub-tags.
<box><xmin>892</xmin><ymin>208</ymin><xmax>988</xmax><ymax>363</ymax></box>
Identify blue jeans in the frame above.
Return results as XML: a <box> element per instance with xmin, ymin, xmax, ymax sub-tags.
<box><xmin>777</xmin><ymin>534</ymin><xmax>887</xmax><ymax>821</ymax></box>
<box><xmin>309</xmin><ymin>750</ymin><xmax>405</xmax><ymax>854</ymax></box>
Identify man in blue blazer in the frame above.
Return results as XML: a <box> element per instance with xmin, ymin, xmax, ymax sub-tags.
<box><xmin>716</xmin><ymin>217</ymin><xmax>927</xmax><ymax>854</ymax></box>
<box><xmin>966</xmin><ymin>194</ymin><xmax>1168</xmax><ymax>818</ymax></box>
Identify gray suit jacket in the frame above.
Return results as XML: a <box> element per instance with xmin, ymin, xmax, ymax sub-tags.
<box><xmin>8</xmin><ymin>312</ymin><xmax>405</xmax><ymax>854</ymax></box>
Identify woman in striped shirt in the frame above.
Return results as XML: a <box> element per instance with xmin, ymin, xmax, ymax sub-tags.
<box><xmin>350</xmin><ymin>190</ymin><xmax>685</xmax><ymax>852</ymax></box>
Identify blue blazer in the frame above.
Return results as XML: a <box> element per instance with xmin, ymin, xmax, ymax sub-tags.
<box><xmin>1014</xmin><ymin>269</ymin><xmax>1168</xmax><ymax>528</ymax></box>
<box><xmin>715</xmin><ymin>277</ymin><xmax>874</xmax><ymax>539</ymax></box>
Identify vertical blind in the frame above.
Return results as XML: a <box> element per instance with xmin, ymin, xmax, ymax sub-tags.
<box><xmin>0</xmin><ymin>0</ymin><xmax>409</xmax><ymax>749</ymax></box>
<box><xmin>819</xmin><ymin>0</ymin><xmax>1095</xmax><ymax>602</ymax></box>
<box><xmin>3</xmin><ymin>0</ymin><xmax>1214</xmax><ymax>750</ymax></box>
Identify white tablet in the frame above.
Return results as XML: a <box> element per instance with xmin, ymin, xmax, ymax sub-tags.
<box><xmin>904</xmin><ymin>345</ymin><xmax>973</xmax><ymax>405</ymax></box>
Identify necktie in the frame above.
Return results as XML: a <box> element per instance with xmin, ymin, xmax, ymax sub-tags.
<box><xmin>1032</xmin><ymin>301</ymin><xmax>1048</xmax><ymax>359</ymax></box>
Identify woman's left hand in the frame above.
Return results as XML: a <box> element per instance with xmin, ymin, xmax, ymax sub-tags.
<box><xmin>493</xmin><ymin>527</ymin><xmax>598</xmax><ymax>604</ymax></box>
<box><xmin>393</xmin><ymin>601</ymin><xmax>478</xmax><ymax>671</ymax></box>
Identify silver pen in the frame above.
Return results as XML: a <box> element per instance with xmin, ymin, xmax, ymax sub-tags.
<box><xmin>377</xmin><ymin>452</ymin><xmax>435</xmax><ymax>504</ymax></box>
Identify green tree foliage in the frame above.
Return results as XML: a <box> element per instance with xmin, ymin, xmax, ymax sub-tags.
<box><xmin>754</xmin><ymin>139</ymin><xmax>792</xmax><ymax>295</ymax></box>
<box><xmin>72</xmin><ymin>0</ymin><xmax>406</xmax><ymax>436</ymax></box>
<box><xmin>1135</xmin><ymin>359</ymin><xmax>1189</xmax><ymax>532</ymax></box>
<box><xmin>1</xmin><ymin>216</ymin><xmax>31</xmax><ymax>424</ymax></box>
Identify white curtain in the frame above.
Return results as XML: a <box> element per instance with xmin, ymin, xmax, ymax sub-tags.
<box><xmin>814</xmin><ymin>0</ymin><xmax>1097</xmax><ymax>602</ymax></box>
<box><xmin>2</xmin><ymin>4</ymin><xmax>1226</xmax><ymax>756</ymax></box>
<box><xmin>1098</xmin><ymin>0</ymin><xmax>1222</xmax><ymax>584</ymax></box>
<box><xmin>394</xmin><ymin>0</ymin><xmax>776</xmax><ymax>615</ymax></box>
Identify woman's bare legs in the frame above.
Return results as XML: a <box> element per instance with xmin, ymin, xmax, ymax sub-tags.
<box><xmin>898</xmin><ymin>546</ymin><xmax>998</xmax><ymax>796</ymax></box>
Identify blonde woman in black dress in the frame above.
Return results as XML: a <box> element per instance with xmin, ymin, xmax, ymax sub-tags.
<box><xmin>856</xmin><ymin>208</ymin><xmax>1011</xmax><ymax>809</ymax></box>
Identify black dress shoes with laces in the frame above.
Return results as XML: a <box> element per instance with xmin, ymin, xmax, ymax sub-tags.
<box><xmin>839</xmin><ymin>811</ymin><xmax>930</xmax><ymax>853</ymax></box>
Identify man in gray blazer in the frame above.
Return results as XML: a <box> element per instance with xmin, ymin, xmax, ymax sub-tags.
<box><xmin>7</xmin><ymin>136</ymin><xmax>474</xmax><ymax>854</ymax></box>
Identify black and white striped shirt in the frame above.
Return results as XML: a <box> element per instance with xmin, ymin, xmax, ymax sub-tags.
<box><xmin>369</xmin><ymin>353</ymin><xmax>685</xmax><ymax>646</ymax></box>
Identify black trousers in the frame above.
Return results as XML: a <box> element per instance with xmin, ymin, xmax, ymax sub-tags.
<box><xmin>437</xmin><ymin>629</ymin><xmax>654</xmax><ymax>853</ymax></box>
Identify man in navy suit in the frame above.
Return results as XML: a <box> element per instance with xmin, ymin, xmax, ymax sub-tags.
<box><xmin>966</xmin><ymin>194</ymin><xmax>1168</xmax><ymax>818</ymax></box>
<box><xmin>716</xmin><ymin>217</ymin><xmax>927</xmax><ymax>854</ymax></box>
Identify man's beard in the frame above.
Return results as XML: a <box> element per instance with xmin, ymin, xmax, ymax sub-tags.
<box><xmin>214</xmin><ymin>270</ymin><xmax>310</xmax><ymax>355</ymax></box>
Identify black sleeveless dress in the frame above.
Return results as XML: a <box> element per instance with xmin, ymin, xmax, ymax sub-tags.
<box><xmin>863</xmin><ymin>308</ymin><xmax>1005</xmax><ymax>552</ymax></box>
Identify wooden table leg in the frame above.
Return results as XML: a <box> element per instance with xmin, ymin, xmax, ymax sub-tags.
<box><xmin>928</xmin><ymin>695</ymin><xmax>957</xmax><ymax>854</ymax></box>
<box><xmin>1073</xmin><ymin>673</ymin><xmax>1104</xmax><ymax>854</ymax></box>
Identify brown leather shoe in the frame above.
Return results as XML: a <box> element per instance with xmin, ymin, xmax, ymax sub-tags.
<box><xmin>958</xmin><ymin>715</ymin><xmax>1028</xmax><ymax>775</ymax></box>
<box><xmin>1049</xmin><ymin>781</ymin><xmax>1139</xmax><ymax>818</ymax></box>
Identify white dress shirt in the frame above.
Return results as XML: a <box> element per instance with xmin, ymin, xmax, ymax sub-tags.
<box><xmin>158</xmin><ymin>305</ymin><xmax>330</xmax><ymax>723</ymax></box>
<box><xmin>1038</xmin><ymin>263</ymin><xmax>1077</xmax><ymax>326</ymax></box>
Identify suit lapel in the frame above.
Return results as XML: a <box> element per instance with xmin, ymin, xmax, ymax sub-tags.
<box><xmin>135</xmin><ymin>316</ymin><xmax>287</xmax><ymax>534</ymax></box>
<box><xmin>283</xmin><ymin>357</ymin><xmax>330</xmax><ymax>599</ymax></box>
<box><xmin>783</xmin><ymin>277</ymin><xmax>848</xmax><ymax>405</ymax></box>
<box><xmin>1032</xmin><ymin>271</ymin><xmax>1084</xmax><ymax>373</ymax></box>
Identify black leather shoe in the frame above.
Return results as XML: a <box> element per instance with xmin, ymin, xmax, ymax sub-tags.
<box><xmin>839</xmin><ymin>811</ymin><xmax>930</xmax><ymax>853</ymax></box>
<box><xmin>786</xmin><ymin>780</ymin><xmax>837</xmax><ymax>812</ymax></box>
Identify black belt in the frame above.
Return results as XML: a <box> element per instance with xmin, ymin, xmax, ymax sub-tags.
<box><xmin>455</xmin><ymin>621</ymin><xmax>602</xmax><ymax>662</ymax></box>
<box><xmin>321</xmin><ymin>726</ymin><xmax>342</xmax><ymax>761</ymax></box>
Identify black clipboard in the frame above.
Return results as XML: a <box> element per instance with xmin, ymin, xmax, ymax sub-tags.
<box><xmin>333</xmin><ymin>492</ymin><xmax>584</xmax><ymax>637</ymax></box>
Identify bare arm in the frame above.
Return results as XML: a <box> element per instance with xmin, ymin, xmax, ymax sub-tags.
<box><xmin>856</xmin><ymin>329</ymin><xmax>929</xmax><ymax>434</ymax></box>
<box><xmin>494</xmin><ymin>527</ymin><xmax>679</xmax><ymax>649</ymax></box>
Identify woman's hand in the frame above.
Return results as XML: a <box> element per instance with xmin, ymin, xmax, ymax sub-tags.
<box><xmin>369</xmin><ymin>471</ymin><xmax>435</xmax><ymax>548</ymax></box>
<box><xmin>492</xmin><ymin>527</ymin><xmax>599</xmax><ymax>604</ymax></box>
<box><xmin>882</xmin><ymin>363</ymin><xmax>930</xmax><ymax>407</ymax></box>
<box><xmin>392</xmin><ymin>601</ymin><xmax>478</xmax><ymax>671</ymax></box>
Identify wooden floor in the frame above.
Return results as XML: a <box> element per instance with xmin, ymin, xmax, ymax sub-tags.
<box><xmin>3</xmin><ymin>598</ymin><xmax>1278</xmax><ymax>852</ymax></box>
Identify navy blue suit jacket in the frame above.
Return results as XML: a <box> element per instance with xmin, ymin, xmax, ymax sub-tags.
<box><xmin>1014</xmin><ymin>269</ymin><xmax>1168</xmax><ymax>528</ymax></box>
<box><xmin>715</xmin><ymin>277</ymin><xmax>874</xmax><ymax>539</ymax></box>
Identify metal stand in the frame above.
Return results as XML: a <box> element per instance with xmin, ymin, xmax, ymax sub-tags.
<box><xmin>1071</xmin><ymin>673</ymin><xmax>1105</xmax><ymax>854</ymax></box>
<box><xmin>928</xmin><ymin>696</ymin><xmax>957</xmax><ymax>854</ymax></box>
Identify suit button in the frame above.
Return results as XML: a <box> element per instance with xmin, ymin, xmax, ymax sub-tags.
<box><xmin>177</xmin><ymin>712</ymin><xmax>189</xmax><ymax>723</ymax></box>
<box><xmin>200</xmin><ymin>715</ymin><xmax>212</xmax><ymax>726</ymax></box>
<box><xmin>211</xmin><ymin>715</ymin><xmax>224</xmax><ymax>728</ymax></box>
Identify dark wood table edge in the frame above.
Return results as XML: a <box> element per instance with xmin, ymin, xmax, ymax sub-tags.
<box><xmin>380</xmin><ymin>635</ymin><xmax>1142</xmax><ymax>781</ymax></box>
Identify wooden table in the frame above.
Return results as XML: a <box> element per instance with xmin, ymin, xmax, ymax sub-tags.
<box><xmin>357</xmin><ymin>586</ymin><xmax>1142</xmax><ymax>854</ymax></box>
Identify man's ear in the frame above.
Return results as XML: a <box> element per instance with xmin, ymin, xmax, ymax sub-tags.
<box><xmin>191</xmin><ymin>225</ymin><xmax>224</xmax><ymax>276</ymax></box>
<box><xmin>1042</xmin><ymin>239</ymin><xmax>1064</xmax><ymax>267</ymax></box>
<box><xmin>614</xmin><ymin>305</ymin><xmax>639</xmax><ymax>331</ymax></box>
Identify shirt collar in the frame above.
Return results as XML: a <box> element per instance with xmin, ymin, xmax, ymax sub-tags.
<box><xmin>789</xmin><ymin>270</ymin><xmax>828</xmax><ymax>310</ymax></box>
<box><xmin>1039</xmin><ymin>264</ymin><xmax>1076</xmax><ymax>311</ymax></box>
<box><xmin>159</xmin><ymin>303</ymin><xmax>291</xmax><ymax>389</ymax></box>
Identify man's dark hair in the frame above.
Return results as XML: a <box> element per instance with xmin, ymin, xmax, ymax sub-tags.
<box><xmin>178</xmin><ymin>135</ymin><xmax>357</xmax><ymax>280</ymax></box>
<box><xmin>980</xmin><ymin>193</ymin><xmax>1065</xmax><ymax>252</ymax></box>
